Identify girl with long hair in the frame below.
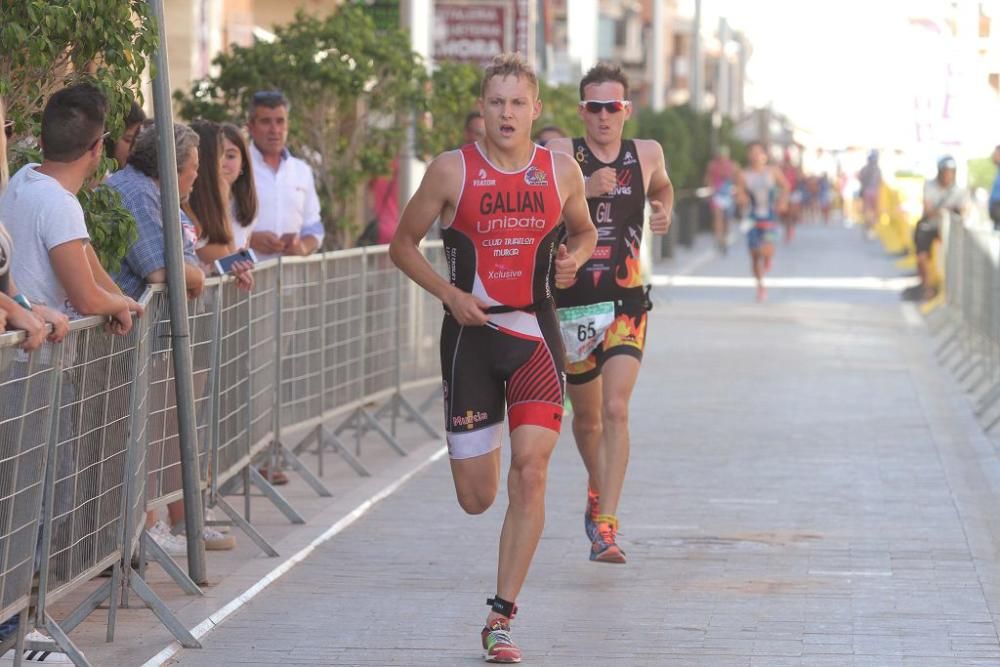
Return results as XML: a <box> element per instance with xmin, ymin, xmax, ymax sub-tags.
<box><xmin>183</xmin><ymin>120</ymin><xmax>252</xmax><ymax>290</ymax></box>
<box><xmin>219</xmin><ymin>123</ymin><xmax>257</xmax><ymax>249</ymax></box>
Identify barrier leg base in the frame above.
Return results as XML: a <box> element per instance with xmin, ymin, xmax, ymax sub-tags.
<box><xmin>128</xmin><ymin>570</ymin><xmax>200</xmax><ymax>648</ymax></box>
<box><xmin>40</xmin><ymin>614</ymin><xmax>91</xmax><ymax>667</ymax></box>
<box><xmin>249</xmin><ymin>466</ymin><xmax>305</xmax><ymax>524</ymax></box>
<box><xmin>319</xmin><ymin>427</ymin><xmax>370</xmax><ymax>477</ymax></box>
<box><xmin>417</xmin><ymin>387</ymin><xmax>440</xmax><ymax>414</ymax></box>
<box><xmin>334</xmin><ymin>407</ymin><xmax>408</xmax><ymax>457</ymax></box>
<box><xmin>214</xmin><ymin>496</ymin><xmax>279</xmax><ymax>557</ymax></box>
<box><xmin>975</xmin><ymin>382</ymin><xmax>1000</xmax><ymax>416</ymax></box>
<box><xmin>984</xmin><ymin>408</ymin><xmax>1000</xmax><ymax>433</ymax></box>
<box><xmin>376</xmin><ymin>393</ymin><xmax>440</xmax><ymax>440</ymax></box>
<box><xmin>293</xmin><ymin>423</ymin><xmax>372</xmax><ymax>478</ymax></box>
<box><xmin>357</xmin><ymin>407</ymin><xmax>408</xmax><ymax>456</ymax></box>
<box><xmin>957</xmin><ymin>362</ymin><xmax>985</xmax><ymax>393</ymax></box>
<box><xmin>278</xmin><ymin>442</ymin><xmax>332</xmax><ymax>497</ymax></box>
<box><xmin>59</xmin><ymin>580</ymin><xmax>112</xmax><ymax>635</ymax></box>
<box><xmin>952</xmin><ymin>353</ymin><xmax>982</xmax><ymax>383</ymax></box>
<box><xmin>106</xmin><ymin>560</ymin><xmax>120</xmax><ymax>642</ymax></box>
<box><xmin>142</xmin><ymin>531</ymin><xmax>204</xmax><ymax>596</ymax></box>
<box><xmin>935</xmin><ymin>330</ymin><xmax>959</xmax><ymax>359</ymax></box>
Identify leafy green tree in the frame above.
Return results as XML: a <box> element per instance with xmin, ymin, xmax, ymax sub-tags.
<box><xmin>631</xmin><ymin>105</ymin><xmax>744</xmax><ymax>191</ymax></box>
<box><xmin>416</xmin><ymin>67</ymin><xmax>585</xmax><ymax>155</ymax></box>
<box><xmin>417</xmin><ymin>61</ymin><xmax>481</xmax><ymax>157</ymax></box>
<box><xmin>968</xmin><ymin>156</ymin><xmax>997</xmax><ymax>193</ymax></box>
<box><xmin>536</xmin><ymin>80</ymin><xmax>584</xmax><ymax>139</ymax></box>
<box><xmin>632</xmin><ymin>107</ymin><xmax>695</xmax><ymax>190</ymax></box>
<box><xmin>0</xmin><ymin>0</ymin><xmax>156</xmax><ymax>271</ymax></box>
<box><xmin>175</xmin><ymin>6</ymin><xmax>427</xmax><ymax>246</ymax></box>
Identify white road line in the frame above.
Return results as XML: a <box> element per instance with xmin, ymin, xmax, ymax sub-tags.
<box><xmin>141</xmin><ymin>445</ymin><xmax>448</xmax><ymax>667</ymax></box>
<box><xmin>650</xmin><ymin>275</ymin><xmax>920</xmax><ymax>291</ymax></box>
<box><xmin>809</xmin><ymin>570</ymin><xmax>893</xmax><ymax>577</ymax></box>
<box><xmin>708</xmin><ymin>498</ymin><xmax>780</xmax><ymax>505</ymax></box>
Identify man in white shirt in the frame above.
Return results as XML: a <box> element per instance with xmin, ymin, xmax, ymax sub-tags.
<box><xmin>0</xmin><ymin>83</ymin><xmax>139</xmax><ymax>331</ymax></box>
<box><xmin>914</xmin><ymin>156</ymin><xmax>968</xmax><ymax>300</ymax></box>
<box><xmin>246</xmin><ymin>91</ymin><xmax>324</xmax><ymax>260</ymax></box>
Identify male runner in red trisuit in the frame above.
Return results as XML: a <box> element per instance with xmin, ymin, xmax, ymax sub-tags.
<box><xmin>390</xmin><ymin>53</ymin><xmax>596</xmax><ymax>663</ymax></box>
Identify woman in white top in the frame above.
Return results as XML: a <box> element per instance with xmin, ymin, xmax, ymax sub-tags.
<box><xmin>183</xmin><ymin>120</ymin><xmax>252</xmax><ymax>290</ymax></box>
<box><xmin>220</xmin><ymin>123</ymin><xmax>257</xmax><ymax>250</ymax></box>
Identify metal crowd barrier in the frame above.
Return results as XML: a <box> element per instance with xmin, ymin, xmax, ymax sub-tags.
<box><xmin>0</xmin><ymin>242</ymin><xmax>445</xmax><ymax>665</ymax></box>
<box><xmin>931</xmin><ymin>217</ymin><xmax>1000</xmax><ymax>431</ymax></box>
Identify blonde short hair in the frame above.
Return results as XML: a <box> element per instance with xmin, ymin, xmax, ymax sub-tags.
<box><xmin>480</xmin><ymin>53</ymin><xmax>539</xmax><ymax>98</ymax></box>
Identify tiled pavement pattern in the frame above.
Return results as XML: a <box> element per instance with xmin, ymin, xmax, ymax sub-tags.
<box><xmin>155</xmin><ymin>224</ymin><xmax>1000</xmax><ymax>665</ymax></box>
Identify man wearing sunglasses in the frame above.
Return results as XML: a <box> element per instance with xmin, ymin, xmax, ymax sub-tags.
<box><xmin>391</xmin><ymin>53</ymin><xmax>595</xmax><ymax>663</ymax></box>
<box><xmin>545</xmin><ymin>63</ymin><xmax>673</xmax><ymax>565</ymax></box>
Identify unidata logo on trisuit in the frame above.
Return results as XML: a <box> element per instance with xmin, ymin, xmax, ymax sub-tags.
<box><xmin>473</xmin><ymin>168</ymin><xmax>496</xmax><ymax>187</ymax></box>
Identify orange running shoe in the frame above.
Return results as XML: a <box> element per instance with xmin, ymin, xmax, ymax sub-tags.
<box><xmin>590</xmin><ymin>514</ymin><xmax>626</xmax><ymax>564</ymax></box>
<box><xmin>585</xmin><ymin>487</ymin><xmax>600</xmax><ymax>542</ymax></box>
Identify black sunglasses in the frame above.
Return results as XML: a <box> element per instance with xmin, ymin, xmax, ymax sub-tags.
<box><xmin>580</xmin><ymin>100</ymin><xmax>631</xmax><ymax>114</ymax></box>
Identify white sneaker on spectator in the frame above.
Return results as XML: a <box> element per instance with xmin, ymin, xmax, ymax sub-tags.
<box><xmin>169</xmin><ymin>520</ymin><xmax>236</xmax><ymax>551</ymax></box>
<box><xmin>148</xmin><ymin>520</ymin><xmax>187</xmax><ymax>556</ymax></box>
<box><xmin>204</xmin><ymin>508</ymin><xmax>229</xmax><ymax>534</ymax></box>
<box><xmin>203</xmin><ymin>526</ymin><xmax>236</xmax><ymax>551</ymax></box>
<box><xmin>0</xmin><ymin>630</ymin><xmax>72</xmax><ymax>663</ymax></box>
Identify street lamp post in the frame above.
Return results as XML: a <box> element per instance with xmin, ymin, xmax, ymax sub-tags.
<box><xmin>399</xmin><ymin>0</ymin><xmax>433</xmax><ymax>202</ymax></box>
<box><xmin>651</xmin><ymin>0</ymin><xmax>665</xmax><ymax>112</ymax></box>
<box><xmin>691</xmin><ymin>0</ymin><xmax>702</xmax><ymax>111</ymax></box>
<box><xmin>148</xmin><ymin>0</ymin><xmax>207</xmax><ymax>584</ymax></box>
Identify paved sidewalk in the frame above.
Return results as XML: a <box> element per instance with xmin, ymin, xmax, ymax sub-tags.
<box><xmin>167</xmin><ymin>225</ymin><xmax>1000</xmax><ymax>665</ymax></box>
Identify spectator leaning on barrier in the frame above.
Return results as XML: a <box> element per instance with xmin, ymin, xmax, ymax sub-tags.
<box><xmin>0</xmin><ymin>88</ymin><xmax>91</xmax><ymax>665</ymax></box>
<box><xmin>0</xmin><ymin>83</ymin><xmax>139</xmax><ymax>336</ymax></box>
<box><xmin>220</xmin><ymin>122</ymin><xmax>258</xmax><ymax>250</ymax></box>
<box><xmin>246</xmin><ymin>90</ymin><xmax>324</xmax><ymax>260</ymax></box>
<box><xmin>106</xmin><ymin>122</ymin><xmax>206</xmax><ymax>301</ymax></box>
<box><xmin>107</xmin><ymin>121</ymin><xmax>209</xmax><ymax>555</ymax></box>
<box><xmin>914</xmin><ymin>156</ymin><xmax>968</xmax><ymax>301</ymax></box>
<box><xmin>105</xmin><ymin>100</ymin><xmax>146</xmax><ymax>172</ymax></box>
<box><xmin>0</xmin><ymin>97</ymin><xmax>69</xmax><ymax>352</ymax></box>
<box><xmin>989</xmin><ymin>145</ymin><xmax>1000</xmax><ymax>231</ymax></box>
<box><xmin>184</xmin><ymin>120</ymin><xmax>253</xmax><ymax>290</ymax></box>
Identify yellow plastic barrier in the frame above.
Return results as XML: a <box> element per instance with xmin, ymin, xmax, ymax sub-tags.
<box><xmin>867</xmin><ymin>176</ymin><xmax>922</xmax><ymax>275</ymax></box>
<box><xmin>874</xmin><ymin>184</ymin><xmax>903</xmax><ymax>253</ymax></box>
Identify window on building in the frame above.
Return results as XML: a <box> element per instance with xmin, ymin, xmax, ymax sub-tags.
<box><xmin>598</xmin><ymin>16</ymin><xmax>615</xmax><ymax>59</ymax></box>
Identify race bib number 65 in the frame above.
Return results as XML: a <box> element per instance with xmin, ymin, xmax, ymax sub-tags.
<box><xmin>557</xmin><ymin>302</ymin><xmax>615</xmax><ymax>363</ymax></box>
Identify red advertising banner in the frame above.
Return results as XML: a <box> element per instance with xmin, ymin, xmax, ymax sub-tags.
<box><xmin>434</xmin><ymin>0</ymin><xmax>531</xmax><ymax>67</ymax></box>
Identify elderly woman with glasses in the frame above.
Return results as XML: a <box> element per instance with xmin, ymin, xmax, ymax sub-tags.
<box><xmin>105</xmin><ymin>121</ymin><xmax>206</xmax><ymax>300</ymax></box>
